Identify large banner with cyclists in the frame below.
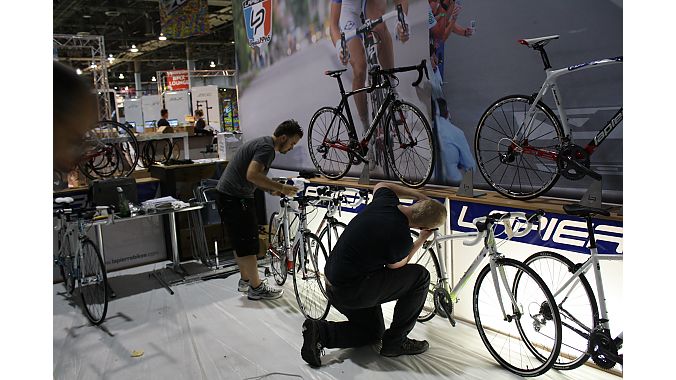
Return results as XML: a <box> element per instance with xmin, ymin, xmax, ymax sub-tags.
<box><xmin>233</xmin><ymin>0</ymin><xmax>433</xmax><ymax>183</ymax></box>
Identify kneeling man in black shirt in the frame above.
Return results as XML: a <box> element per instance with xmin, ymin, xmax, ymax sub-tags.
<box><xmin>301</xmin><ymin>182</ymin><xmax>447</xmax><ymax>367</ymax></box>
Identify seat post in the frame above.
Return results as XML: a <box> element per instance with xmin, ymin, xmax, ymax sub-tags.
<box><xmin>585</xmin><ymin>216</ymin><xmax>597</xmax><ymax>249</ymax></box>
<box><xmin>336</xmin><ymin>75</ymin><xmax>346</xmax><ymax>95</ymax></box>
<box><xmin>535</xmin><ymin>46</ymin><xmax>552</xmax><ymax>70</ymax></box>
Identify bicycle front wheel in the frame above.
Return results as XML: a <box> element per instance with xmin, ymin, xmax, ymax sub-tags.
<box><xmin>473</xmin><ymin>258</ymin><xmax>561</xmax><ymax>377</ymax></box>
<box><xmin>409</xmin><ymin>230</ymin><xmax>441</xmax><ymax>322</ymax></box>
<box><xmin>385</xmin><ymin>101</ymin><xmax>435</xmax><ymax>188</ymax></box>
<box><xmin>474</xmin><ymin>95</ymin><xmax>564</xmax><ymax>200</ymax></box>
<box><xmin>522</xmin><ymin>251</ymin><xmax>599</xmax><ymax>370</ymax></box>
<box><xmin>268</xmin><ymin>212</ymin><xmax>288</xmax><ymax>286</ymax></box>
<box><xmin>318</xmin><ymin>221</ymin><xmax>346</xmax><ymax>255</ymax></box>
<box><xmin>79</xmin><ymin>239</ymin><xmax>109</xmax><ymax>325</ymax></box>
<box><xmin>80</xmin><ymin>120</ymin><xmax>140</xmax><ymax>180</ymax></box>
<box><xmin>292</xmin><ymin>233</ymin><xmax>330</xmax><ymax>320</ymax></box>
<box><xmin>58</xmin><ymin>233</ymin><xmax>76</xmax><ymax>294</ymax></box>
<box><xmin>308</xmin><ymin>107</ymin><xmax>353</xmax><ymax>180</ymax></box>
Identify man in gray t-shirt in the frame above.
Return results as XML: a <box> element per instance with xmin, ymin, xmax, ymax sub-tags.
<box><xmin>215</xmin><ymin>120</ymin><xmax>303</xmax><ymax>300</ymax></box>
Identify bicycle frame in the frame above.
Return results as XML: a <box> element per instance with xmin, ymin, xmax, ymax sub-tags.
<box><xmin>519</xmin><ymin>56</ymin><xmax>623</xmax><ymax>157</ymax></box>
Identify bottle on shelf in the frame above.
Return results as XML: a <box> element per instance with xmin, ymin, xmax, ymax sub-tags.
<box><xmin>116</xmin><ymin>186</ymin><xmax>131</xmax><ymax>218</ymax></box>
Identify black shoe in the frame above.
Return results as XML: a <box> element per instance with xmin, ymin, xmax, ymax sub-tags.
<box><xmin>380</xmin><ymin>338</ymin><xmax>429</xmax><ymax>357</ymax></box>
<box><xmin>301</xmin><ymin>319</ymin><xmax>324</xmax><ymax>367</ymax></box>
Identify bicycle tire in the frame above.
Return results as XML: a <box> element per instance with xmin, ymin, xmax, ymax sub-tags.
<box><xmin>474</xmin><ymin>95</ymin><xmax>564</xmax><ymax>200</ymax></box>
<box><xmin>80</xmin><ymin>120</ymin><xmax>140</xmax><ymax>180</ymax></box>
<box><xmin>308</xmin><ymin>107</ymin><xmax>353</xmax><ymax>179</ymax></box>
<box><xmin>292</xmin><ymin>233</ymin><xmax>330</xmax><ymax>320</ymax></box>
<box><xmin>370</xmin><ymin>86</ymin><xmax>391</xmax><ymax>177</ymax></box>
<box><xmin>317</xmin><ymin>221</ymin><xmax>347</xmax><ymax>255</ymax></box>
<box><xmin>384</xmin><ymin>100</ymin><xmax>435</xmax><ymax>188</ymax></box>
<box><xmin>473</xmin><ymin>258</ymin><xmax>562</xmax><ymax>377</ymax></box>
<box><xmin>268</xmin><ymin>212</ymin><xmax>288</xmax><ymax>286</ymax></box>
<box><xmin>58</xmin><ymin>232</ymin><xmax>75</xmax><ymax>294</ymax></box>
<box><xmin>79</xmin><ymin>238</ymin><xmax>109</xmax><ymax>325</ymax></box>
<box><xmin>521</xmin><ymin>251</ymin><xmax>599</xmax><ymax>370</ymax></box>
<box><xmin>409</xmin><ymin>230</ymin><xmax>441</xmax><ymax>323</ymax></box>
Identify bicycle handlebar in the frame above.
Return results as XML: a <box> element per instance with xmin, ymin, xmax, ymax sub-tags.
<box><xmin>371</xmin><ymin>59</ymin><xmax>429</xmax><ymax>87</ymax></box>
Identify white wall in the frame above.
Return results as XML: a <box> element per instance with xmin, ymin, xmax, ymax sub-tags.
<box><xmin>141</xmin><ymin>94</ymin><xmax>163</xmax><ymax>127</ymax></box>
<box><xmin>123</xmin><ymin>98</ymin><xmax>144</xmax><ymax>132</ymax></box>
<box><xmin>164</xmin><ymin>90</ymin><xmax>192</xmax><ymax>124</ymax></box>
<box><xmin>191</xmin><ymin>85</ymin><xmax>222</xmax><ymax>131</ymax></box>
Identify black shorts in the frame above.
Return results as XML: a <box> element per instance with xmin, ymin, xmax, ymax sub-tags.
<box><xmin>216</xmin><ymin>192</ymin><xmax>259</xmax><ymax>257</ymax></box>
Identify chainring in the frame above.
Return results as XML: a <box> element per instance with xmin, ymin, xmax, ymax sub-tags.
<box><xmin>588</xmin><ymin>329</ymin><xmax>618</xmax><ymax>369</ymax></box>
<box><xmin>557</xmin><ymin>144</ymin><xmax>591</xmax><ymax>180</ymax></box>
<box><xmin>433</xmin><ymin>287</ymin><xmax>453</xmax><ymax>319</ymax></box>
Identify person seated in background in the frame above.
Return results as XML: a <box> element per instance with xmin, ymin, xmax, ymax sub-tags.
<box><xmin>434</xmin><ymin>97</ymin><xmax>476</xmax><ymax>182</ymax></box>
<box><xmin>53</xmin><ymin>61</ymin><xmax>97</xmax><ymax>172</ymax></box>
<box><xmin>157</xmin><ymin>109</ymin><xmax>170</xmax><ymax>128</ymax></box>
<box><xmin>194</xmin><ymin>109</ymin><xmax>211</xmax><ymax>136</ymax></box>
<box><xmin>301</xmin><ymin>182</ymin><xmax>447</xmax><ymax>367</ymax></box>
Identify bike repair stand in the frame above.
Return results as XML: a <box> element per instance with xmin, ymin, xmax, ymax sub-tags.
<box><xmin>456</xmin><ymin>170</ymin><xmax>486</xmax><ymax>198</ymax></box>
<box><xmin>578</xmin><ymin>178</ymin><xmax>605</xmax><ymax>209</ymax></box>
<box><xmin>358</xmin><ymin>163</ymin><xmax>371</xmax><ymax>185</ymax></box>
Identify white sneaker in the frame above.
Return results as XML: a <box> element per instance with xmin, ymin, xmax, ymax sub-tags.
<box><xmin>238</xmin><ymin>279</ymin><xmax>250</xmax><ymax>292</ymax></box>
<box><xmin>248</xmin><ymin>279</ymin><xmax>284</xmax><ymax>300</ymax></box>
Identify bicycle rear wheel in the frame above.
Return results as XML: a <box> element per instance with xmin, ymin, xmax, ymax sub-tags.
<box><xmin>79</xmin><ymin>238</ymin><xmax>109</xmax><ymax>325</ymax></box>
<box><xmin>474</xmin><ymin>95</ymin><xmax>564</xmax><ymax>199</ymax></box>
<box><xmin>522</xmin><ymin>251</ymin><xmax>599</xmax><ymax>370</ymax></box>
<box><xmin>473</xmin><ymin>258</ymin><xmax>561</xmax><ymax>377</ymax></box>
<box><xmin>385</xmin><ymin>101</ymin><xmax>435</xmax><ymax>188</ymax></box>
<box><xmin>409</xmin><ymin>230</ymin><xmax>441</xmax><ymax>322</ymax></box>
<box><xmin>57</xmin><ymin>233</ymin><xmax>76</xmax><ymax>294</ymax></box>
<box><xmin>292</xmin><ymin>233</ymin><xmax>330</xmax><ymax>320</ymax></box>
<box><xmin>80</xmin><ymin>120</ymin><xmax>140</xmax><ymax>180</ymax></box>
<box><xmin>268</xmin><ymin>212</ymin><xmax>288</xmax><ymax>286</ymax></box>
<box><xmin>308</xmin><ymin>107</ymin><xmax>353</xmax><ymax>179</ymax></box>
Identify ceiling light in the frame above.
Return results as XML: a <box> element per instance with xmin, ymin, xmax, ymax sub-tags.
<box><xmin>90</xmin><ymin>62</ymin><xmax>97</xmax><ymax>69</ymax></box>
<box><xmin>82</xmin><ymin>14</ymin><xmax>91</xmax><ymax>19</ymax></box>
<box><xmin>76</xmin><ymin>68</ymin><xmax>83</xmax><ymax>75</ymax></box>
<box><xmin>159</xmin><ymin>33</ymin><xmax>167</xmax><ymax>41</ymax></box>
<box><xmin>129</xmin><ymin>44</ymin><xmax>138</xmax><ymax>53</ymax></box>
<box><xmin>119</xmin><ymin>73</ymin><xmax>125</xmax><ymax>79</ymax></box>
<box><xmin>124</xmin><ymin>86</ymin><xmax>129</xmax><ymax>91</ymax></box>
<box><xmin>209</xmin><ymin>61</ymin><xmax>216</xmax><ymax>68</ymax></box>
<box><xmin>114</xmin><ymin>86</ymin><xmax>118</xmax><ymax>90</ymax></box>
<box><xmin>107</xmin><ymin>54</ymin><xmax>115</xmax><ymax>63</ymax></box>
<box><xmin>151</xmin><ymin>76</ymin><xmax>157</xmax><ymax>82</ymax></box>
<box><xmin>231</xmin><ymin>41</ymin><xmax>235</xmax><ymax>44</ymax></box>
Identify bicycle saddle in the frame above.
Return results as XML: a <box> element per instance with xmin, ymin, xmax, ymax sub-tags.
<box><xmin>325</xmin><ymin>69</ymin><xmax>347</xmax><ymax>77</ymax></box>
<box><xmin>518</xmin><ymin>35</ymin><xmax>559</xmax><ymax>49</ymax></box>
<box><xmin>563</xmin><ymin>203</ymin><xmax>611</xmax><ymax>218</ymax></box>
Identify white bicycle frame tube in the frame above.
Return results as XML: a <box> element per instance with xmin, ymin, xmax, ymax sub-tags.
<box><xmin>521</xmin><ymin>57</ymin><xmax>622</xmax><ymax>139</ymax></box>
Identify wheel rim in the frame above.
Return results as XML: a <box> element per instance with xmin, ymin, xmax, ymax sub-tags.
<box><xmin>79</xmin><ymin>241</ymin><xmax>108</xmax><ymax>325</ymax></box>
<box><xmin>475</xmin><ymin>97</ymin><xmax>562</xmax><ymax>199</ymax></box>
<box><xmin>409</xmin><ymin>230</ymin><xmax>439</xmax><ymax>322</ymax></box>
<box><xmin>474</xmin><ymin>260</ymin><xmax>561</xmax><ymax>376</ymax></box>
<box><xmin>526</xmin><ymin>253</ymin><xmax>596</xmax><ymax>368</ymax></box>
<box><xmin>309</xmin><ymin>109</ymin><xmax>352</xmax><ymax>179</ymax></box>
<box><xmin>269</xmin><ymin>214</ymin><xmax>287</xmax><ymax>285</ymax></box>
<box><xmin>80</xmin><ymin>121</ymin><xmax>140</xmax><ymax>180</ymax></box>
<box><xmin>386</xmin><ymin>103</ymin><xmax>434</xmax><ymax>187</ymax></box>
<box><xmin>293</xmin><ymin>234</ymin><xmax>330</xmax><ymax>320</ymax></box>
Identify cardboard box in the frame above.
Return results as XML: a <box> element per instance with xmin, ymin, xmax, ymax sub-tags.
<box><xmin>217</xmin><ymin>132</ymin><xmax>243</xmax><ymax>161</ymax></box>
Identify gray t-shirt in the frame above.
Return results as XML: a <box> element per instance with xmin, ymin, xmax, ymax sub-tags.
<box><xmin>216</xmin><ymin>136</ymin><xmax>275</xmax><ymax>198</ymax></box>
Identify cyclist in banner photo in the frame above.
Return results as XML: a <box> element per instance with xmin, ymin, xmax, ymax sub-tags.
<box><xmin>215</xmin><ymin>120</ymin><xmax>303</xmax><ymax>301</ymax></box>
<box><xmin>329</xmin><ymin>0</ymin><xmax>410</xmax><ymax>135</ymax></box>
<box><xmin>301</xmin><ymin>182</ymin><xmax>446</xmax><ymax>367</ymax></box>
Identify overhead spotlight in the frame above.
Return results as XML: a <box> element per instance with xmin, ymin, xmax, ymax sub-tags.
<box><xmin>114</xmin><ymin>86</ymin><xmax>118</xmax><ymax>90</ymax></box>
<box><xmin>231</xmin><ymin>41</ymin><xmax>235</xmax><ymax>44</ymax></box>
<box><xmin>76</xmin><ymin>68</ymin><xmax>83</xmax><ymax>75</ymax></box>
<box><xmin>119</xmin><ymin>73</ymin><xmax>125</xmax><ymax>79</ymax></box>
<box><xmin>151</xmin><ymin>76</ymin><xmax>157</xmax><ymax>82</ymax></box>
<box><xmin>129</xmin><ymin>44</ymin><xmax>138</xmax><ymax>53</ymax></box>
<box><xmin>90</xmin><ymin>62</ymin><xmax>97</xmax><ymax>69</ymax></box>
<box><xmin>209</xmin><ymin>61</ymin><xmax>216</xmax><ymax>68</ymax></box>
<box><xmin>159</xmin><ymin>33</ymin><xmax>167</xmax><ymax>41</ymax></box>
<box><xmin>108</xmin><ymin>54</ymin><xmax>115</xmax><ymax>63</ymax></box>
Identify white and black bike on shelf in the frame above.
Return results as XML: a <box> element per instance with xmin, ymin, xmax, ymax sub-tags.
<box><xmin>474</xmin><ymin>35</ymin><xmax>622</xmax><ymax>199</ymax></box>
<box><xmin>266</xmin><ymin>179</ymin><xmax>364</xmax><ymax>320</ymax></box>
<box><xmin>410</xmin><ymin>209</ymin><xmax>563</xmax><ymax>377</ymax></box>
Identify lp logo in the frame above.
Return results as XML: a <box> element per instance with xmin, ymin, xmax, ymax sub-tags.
<box><xmin>251</xmin><ymin>8</ymin><xmax>265</xmax><ymax>35</ymax></box>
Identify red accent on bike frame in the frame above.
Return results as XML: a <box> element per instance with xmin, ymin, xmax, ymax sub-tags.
<box><xmin>584</xmin><ymin>143</ymin><xmax>598</xmax><ymax>155</ymax></box>
<box><xmin>518</xmin><ymin>39</ymin><xmax>529</xmax><ymax>46</ymax></box>
<box><xmin>520</xmin><ymin>145</ymin><xmax>559</xmax><ymax>161</ymax></box>
<box><xmin>325</xmin><ymin>140</ymin><xmax>351</xmax><ymax>152</ymax></box>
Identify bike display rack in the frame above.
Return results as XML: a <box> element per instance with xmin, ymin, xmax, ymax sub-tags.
<box><xmin>456</xmin><ymin>170</ymin><xmax>486</xmax><ymax>198</ymax></box>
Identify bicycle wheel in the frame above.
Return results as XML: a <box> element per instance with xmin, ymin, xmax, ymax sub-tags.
<box><xmin>409</xmin><ymin>230</ymin><xmax>441</xmax><ymax>322</ymax></box>
<box><xmin>268</xmin><ymin>212</ymin><xmax>288</xmax><ymax>286</ymax></box>
<box><xmin>308</xmin><ymin>107</ymin><xmax>353</xmax><ymax>179</ymax></box>
<box><xmin>385</xmin><ymin>101</ymin><xmax>435</xmax><ymax>188</ymax></box>
<box><xmin>522</xmin><ymin>251</ymin><xmax>599</xmax><ymax>370</ymax></box>
<box><xmin>140</xmin><ymin>141</ymin><xmax>156</xmax><ymax>168</ymax></box>
<box><xmin>292</xmin><ymin>233</ymin><xmax>330</xmax><ymax>320</ymax></box>
<box><xmin>57</xmin><ymin>233</ymin><xmax>75</xmax><ymax>294</ymax></box>
<box><xmin>79</xmin><ymin>238</ymin><xmax>109</xmax><ymax>325</ymax></box>
<box><xmin>370</xmin><ymin>87</ymin><xmax>390</xmax><ymax>176</ymax></box>
<box><xmin>80</xmin><ymin>120</ymin><xmax>140</xmax><ymax>180</ymax></box>
<box><xmin>317</xmin><ymin>221</ymin><xmax>347</xmax><ymax>254</ymax></box>
<box><xmin>473</xmin><ymin>258</ymin><xmax>561</xmax><ymax>377</ymax></box>
<box><xmin>474</xmin><ymin>95</ymin><xmax>564</xmax><ymax>200</ymax></box>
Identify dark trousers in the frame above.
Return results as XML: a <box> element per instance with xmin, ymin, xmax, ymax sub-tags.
<box><xmin>318</xmin><ymin>264</ymin><xmax>430</xmax><ymax>349</ymax></box>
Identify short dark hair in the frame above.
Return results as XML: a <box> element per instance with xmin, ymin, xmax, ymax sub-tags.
<box><xmin>273</xmin><ymin>119</ymin><xmax>303</xmax><ymax>138</ymax></box>
<box><xmin>161</xmin><ymin>109</ymin><xmax>168</xmax><ymax>116</ymax></box>
<box><xmin>194</xmin><ymin>109</ymin><xmax>204</xmax><ymax>117</ymax></box>
<box><xmin>54</xmin><ymin>61</ymin><xmax>92</xmax><ymax>123</ymax></box>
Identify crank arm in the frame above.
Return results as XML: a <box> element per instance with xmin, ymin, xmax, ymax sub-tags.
<box><xmin>560</xmin><ymin>156</ymin><xmax>602</xmax><ymax>181</ymax></box>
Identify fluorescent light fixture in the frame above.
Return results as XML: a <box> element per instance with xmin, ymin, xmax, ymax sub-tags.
<box><xmin>210</xmin><ymin>61</ymin><xmax>216</xmax><ymax>68</ymax></box>
<box><xmin>76</xmin><ymin>68</ymin><xmax>83</xmax><ymax>75</ymax></box>
<box><xmin>129</xmin><ymin>44</ymin><xmax>138</xmax><ymax>53</ymax></box>
<box><xmin>119</xmin><ymin>73</ymin><xmax>125</xmax><ymax>79</ymax></box>
<box><xmin>159</xmin><ymin>33</ymin><xmax>167</xmax><ymax>41</ymax></box>
<box><xmin>151</xmin><ymin>76</ymin><xmax>157</xmax><ymax>82</ymax></box>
